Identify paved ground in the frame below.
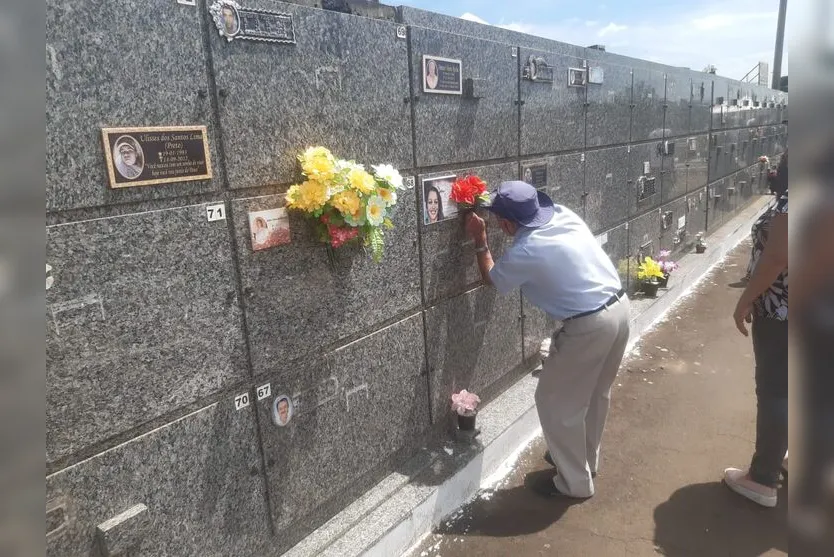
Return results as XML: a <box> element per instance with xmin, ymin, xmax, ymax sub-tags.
<box><xmin>408</xmin><ymin>241</ymin><xmax>788</xmax><ymax>557</ymax></box>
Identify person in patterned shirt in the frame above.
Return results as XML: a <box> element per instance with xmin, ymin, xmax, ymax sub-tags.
<box><xmin>723</xmin><ymin>150</ymin><xmax>788</xmax><ymax>508</ymax></box>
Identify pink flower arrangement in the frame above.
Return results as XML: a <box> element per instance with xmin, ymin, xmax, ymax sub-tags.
<box><xmin>657</xmin><ymin>250</ymin><xmax>679</xmax><ymax>275</ymax></box>
<box><xmin>451</xmin><ymin>389</ymin><xmax>481</xmax><ymax>416</ymax></box>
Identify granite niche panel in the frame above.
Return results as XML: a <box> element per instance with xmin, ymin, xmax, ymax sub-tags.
<box><xmin>427</xmin><ymin>287</ymin><xmax>523</xmax><ymax>424</ymax></box>
<box><xmin>658</xmin><ymin>197</ymin><xmax>689</xmax><ymax>256</ymax></box>
<box><xmin>725</xmin><ymin>83</ymin><xmax>744</xmax><ymax>128</ymax></box>
<box><xmin>46</xmin><ymin>204</ymin><xmax>247</xmax><ymax>464</ymax></box>
<box><xmin>685</xmin><ymin>134</ymin><xmax>710</xmax><ymax>192</ymax></box>
<box><xmin>711</xmin><ymin>77</ymin><xmax>731</xmax><ymax>130</ymax></box>
<box><xmin>519</xmin><ymin>46</ymin><xmax>587</xmax><ymax>155</ymax></box>
<box><xmin>585</xmin><ymin>53</ymin><xmax>633</xmax><ymax>148</ymax></box>
<box><xmin>522</xmin><ymin>152</ymin><xmax>585</xmax><ymax>219</ymax></box>
<box><xmin>410</xmin><ymin>28</ymin><xmax>518</xmax><ymax>167</ymax></box>
<box><xmin>584</xmin><ymin>146</ymin><xmax>629</xmax><ymax>232</ymax></box>
<box><xmin>631</xmin><ymin>67</ymin><xmax>667</xmax><ymax>143</ymax></box>
<box><xmin>598</xmin><ymin>222</ymin><xmax>632</xmax><ymax>291</ymax></box>
<box><xmin>664</xmin><ymin>70</ymin><xmax>691</xmax><ymax>139</ymax></box>
<box><xmin>627</xmin><ymin>142</ymin><xmax>663</xmax><ymax>216</ymax></box>
<box><xmin>46</xmin><ymin>0</ymin><xmax>222</xmax><ymax>211</ymax></box>
<box><xmin>660</xmin><ymin>140</ymin><xmax>687</xmax><ymax>204</ymax></box>
<box><xmin>230</xmin><ymin>187</ymin><xmax>421</xmax><ymax>373</ymax></box>
<box><xmin>254</xmin><ymin>313</ymin><xmax>429</xmax><ymax>550</ymax></box>
<box><xmin>706</xmin><ymin>179</ymin><xmax>727</xmax><ymax>232</ymax></box>
<box><xmin>627</xmin><ymin>209</ymin><xmax>662</xmax><ymax>295</ymax></box>
<box><xmin>689</xmin><ymin>72</ymin><xmax>712</xmax><ymax>134</ymax></box>
<box><xmin>210</xmin><ymin>0</ymin><xmax>413</xmax><ymax>190</ymax></box>
<box><xmin>708</xmin><ymin>130</ymin><xmax>725</xmax><ymax>181</ymax></box>
<box><xmin>46</xmin><ymin>402</ymin><xmax>271</xmax><ymax>557</ymax></box>
<box><xmin>685</xmin><ymin>187</ymin><xmax>709</xmax><ymax>241</ymax></box>
<box><xmin>629</xmin><ymin>209</ymin><xmax>662</xmax><ymax>261</ymax></box>
<box><xmin>420</xmin><ymin>162</ymin><xmax>516</xmax><ymax>305</ymax></box>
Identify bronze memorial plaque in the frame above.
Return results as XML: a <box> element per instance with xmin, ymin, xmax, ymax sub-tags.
<box><xmin>101</xmin><ymin>125</ymin><xmax>212</xmax><ymax>189</ymax></box>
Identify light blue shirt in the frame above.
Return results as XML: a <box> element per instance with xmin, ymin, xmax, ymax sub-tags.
<box><xmin>489</xmin><ymin>205</ymin><xmax>622</xmax><ymax>320</ymax></box>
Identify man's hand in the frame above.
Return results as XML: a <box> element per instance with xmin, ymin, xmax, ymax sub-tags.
<box><xmin>465</xmin><ymin>212</ymin><xmax>487</xmax><ymax>244</ymax></box>
<box><xmin>733</xmin><ymin>297</ymin><xmax>753</xmax><ymax>336</ymax></box>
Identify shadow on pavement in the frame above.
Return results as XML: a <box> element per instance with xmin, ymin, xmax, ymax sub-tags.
<box><xmin>653</xmin><ymin>481</ymin><xmax>788</xmax><ymax>556</ymax></box>
<box><xmin>435</xmin><ymin>470</ymin><xmax>585</xmax><ymax>538</ymax></box>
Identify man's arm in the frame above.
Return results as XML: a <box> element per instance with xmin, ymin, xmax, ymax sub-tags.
<box><xmin>466</xmin><ymin>213</ymin><xmax>494</xmax><ymax>285</ymax></box>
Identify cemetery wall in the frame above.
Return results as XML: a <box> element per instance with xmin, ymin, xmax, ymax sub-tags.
<box><xmin>45</xmin><ymin>1</ymin><xmax>788</xmax><ymax>555</ymax></box>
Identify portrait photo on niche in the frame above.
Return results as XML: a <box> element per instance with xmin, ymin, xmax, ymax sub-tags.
<box><xmin>272</xmin><ymin>394</ymin><xmax>294</xmax><ymax>427</ymax></box>
<box><xmin>248</xmin><ymin>207</ymin><xmax>291</xmax><ymax>251</ymax></box>
<box><xmin>422</xmin><ymin>175</ymin><xmax>458</xmax><ymax>224</ymax></box>
<box><xmin>112</xmin><ymin>135</ymin><xmax>145</xmax><ymax>180</ymax></box>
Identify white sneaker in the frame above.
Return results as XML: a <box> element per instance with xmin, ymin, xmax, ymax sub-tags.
<box><xmin>723</xmin><ymin>468</ymin><xmax>777</xmax><ymax>508</ymax></box>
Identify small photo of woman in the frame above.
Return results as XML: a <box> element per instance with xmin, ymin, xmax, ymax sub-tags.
<box><xmin>422</xmin><ymin>176</ymin><xmax>456</xmax><ymax>224</ymax></box>
<box><xmin>425</xmin><ymin>58</ymin><xmax>439</xmax><ymax>90</ymax></box>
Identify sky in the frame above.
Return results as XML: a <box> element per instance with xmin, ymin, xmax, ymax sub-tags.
<box><xmin>398</xmin><ymin>0</ymin><xmax>788</xmax><ymax>82</ymax></box>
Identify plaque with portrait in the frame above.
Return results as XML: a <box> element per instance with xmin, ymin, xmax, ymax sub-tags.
<box><xmin>421</xmin><ymin>175</ymin><xmax>458</xmax><ymax>224</ymax></box>
<box><xmin>568</xmin><ymin>67</ymin><xmax>587</xmax><ymax>87</ymax></box>
<box><xmin>101</xmin><ymin>125</ymin><xmax>212</xmax><ymax>189</ymax></box>
<box><xmin>210</xmin><ymin>0</ymin><xmax>295</xmax><ymax>44</ymax></box>
<box><xmin>422</xmin><ymin>55</ymin><xmax>463</xmax><ymax>95</ymax></box>
<box><xmin>522</xmin><ymin>164</ymin><xmax>547</xmax><ymax>188</ymax></box>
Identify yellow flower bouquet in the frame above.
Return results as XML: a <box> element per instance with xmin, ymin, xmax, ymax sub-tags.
<box><xmin>285</xmin><ymin>147</ymin><xmax>404</xmax><ymax>262</ymax></box>
<box><xmin>637</xmin><ymin>256</ymin><xmax>664</xmax><ymax>283</ymax></box>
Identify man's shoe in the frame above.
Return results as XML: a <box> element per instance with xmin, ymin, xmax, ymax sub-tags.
<box><xmin>543</xmin><ymin>451</ymin><xmax>597</xmax><ymax>478</ymax></box>
<box><xmin>527</xmin><ymin>472</ymin><xmax>592</xmax><ymax>499</ymax></box>
<box><xmin>723</xmin><ymin>468</ymin><xmax>777</xmax><ymax>508</ymax></box>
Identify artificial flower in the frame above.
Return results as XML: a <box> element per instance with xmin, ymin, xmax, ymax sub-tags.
<box><xmin>451</xmin><ymin>389</ymin><xmax>481</xmax><ymax>416</ymax></box>
<box><xmin>343</xmin><ymin>206</ymin><xmax>366</xmax><ymax>227</ymax></box>
<box><xmin>327</xmin><ymin>225</ymin><xmax>359</xmax><ymax>248</ymax></box>
<box><xmin>377</xmin><ymin>187</ymin><xmax>397</xmax><ymax>206</ymax></box>
<box><xmin>348</xmin><ymin>167</ymin><xmax>376</xmax><ymax>195</ymax></box>
<box><xmin>372</xmin><ymin>164</ymin><xmax>404</xmax><ymax>189</ymax></box>
<box><xmin>285</xmin><ymin>147</ymin><xmax>402</xmax><ymax>261</ymax></box>
<box><xmin>450</xmin><ymin>175</ymin><xmax>489</xmax><ymax>208</ymax></box>
<box><xmin>637</xmin><ymin>257</ymin><xmax>665</xmax><ymax>282</ymax></box>
<box><xmin>365</xmin><ymin>195</ymin><xmax>386</xmax><ymax>226</ymax></box>
<box><xmin>332</xmin><ymin>189</ymin><xmax>361</xmax><ymax>217</ymax></box>
<box><xmin>299</xmin><ymin>146</ymin><xmax>336</xmax><ymax>180</ymax></box>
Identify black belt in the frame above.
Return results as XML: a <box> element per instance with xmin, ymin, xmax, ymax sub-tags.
<box><xmin>565</xmin><ymin>289</ymin><xmax>626</xmax><ymax>321</ymax></box>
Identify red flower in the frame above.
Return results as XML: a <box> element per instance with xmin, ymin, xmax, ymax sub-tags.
<box><xmin>327</xmin><ymin>225</ymin><xmax>359</xmax><ymax>248</ymax></box>
<box><xmin>450</xmin><ymin>175</ymin><xmax>488</xmax><ymax>207</ymax></box>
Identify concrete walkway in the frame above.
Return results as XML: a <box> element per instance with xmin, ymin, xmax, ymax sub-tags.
<box><xmin>408</xmin><ymin>241</ymin><xmax>788</xmax><ymax>557</ymax></box>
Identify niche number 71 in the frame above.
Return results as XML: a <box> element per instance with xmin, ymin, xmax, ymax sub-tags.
<box><xmin>206</xmin><ymin>204</ymin><xmax>226</xmax><ymax>222</ymax></box>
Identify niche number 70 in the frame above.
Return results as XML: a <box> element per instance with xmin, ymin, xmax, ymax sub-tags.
<box><xmin>234</xmin><ymin>392</ymin><xmax>250</xmax><ymax>410</ymax></box>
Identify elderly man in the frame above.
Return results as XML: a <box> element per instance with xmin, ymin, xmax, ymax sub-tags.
<box><xmin>465</xmin><ymin>181</ymin><xmax>629</xmax><ymax>499</ymax></box>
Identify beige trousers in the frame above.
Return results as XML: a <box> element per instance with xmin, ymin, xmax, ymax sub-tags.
<box><xmin>535</xmin><ymin>295</ymin><xmax>630</xmax><ymax>497</ymax></box>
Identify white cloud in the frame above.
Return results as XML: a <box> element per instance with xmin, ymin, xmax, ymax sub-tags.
<box><xmin>598</xmin><ymin>22</ymin><xmax>627</xmax><ymax>37</ymax></box>
<box><xmin>496</xmin><ymin>0</ymin><xmax>787</xmax><ymax>81</ymax></box>
<box><xmin>585</xmin><ymin>20</ymin><xmax>599</xmax><ymax>27</ymax></box>
<box><xmin>460</xmin><ymin>12</ymin><xmax>489</xmax><ymax>25</ymax></box>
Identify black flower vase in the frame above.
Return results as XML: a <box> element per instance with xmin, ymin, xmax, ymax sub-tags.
<box><xmin>642</xmin><ymin>281</ymin><xmax>660</xmax><ymax>298</ymax></box>
<box><xmin>457</xmin><ymin>412</ymin><xmax>477</xmax><ymax>431</ymax></box>
<box><xmin>658</xmin><ymin>273</ymin><xmax>669</xmax><ymax>288</ymax></box>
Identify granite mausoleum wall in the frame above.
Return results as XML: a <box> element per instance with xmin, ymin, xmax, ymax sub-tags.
<box><xmin>46</xmin><ymin>1</ymin><xmax>788</xmax><ymax>555</ymax></box>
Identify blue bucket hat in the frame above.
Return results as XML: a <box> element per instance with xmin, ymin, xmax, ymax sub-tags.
<box><xmin>486</xmin><ymin>181</ymin><xmax>555</xmax><ymax>228</ymax></box>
